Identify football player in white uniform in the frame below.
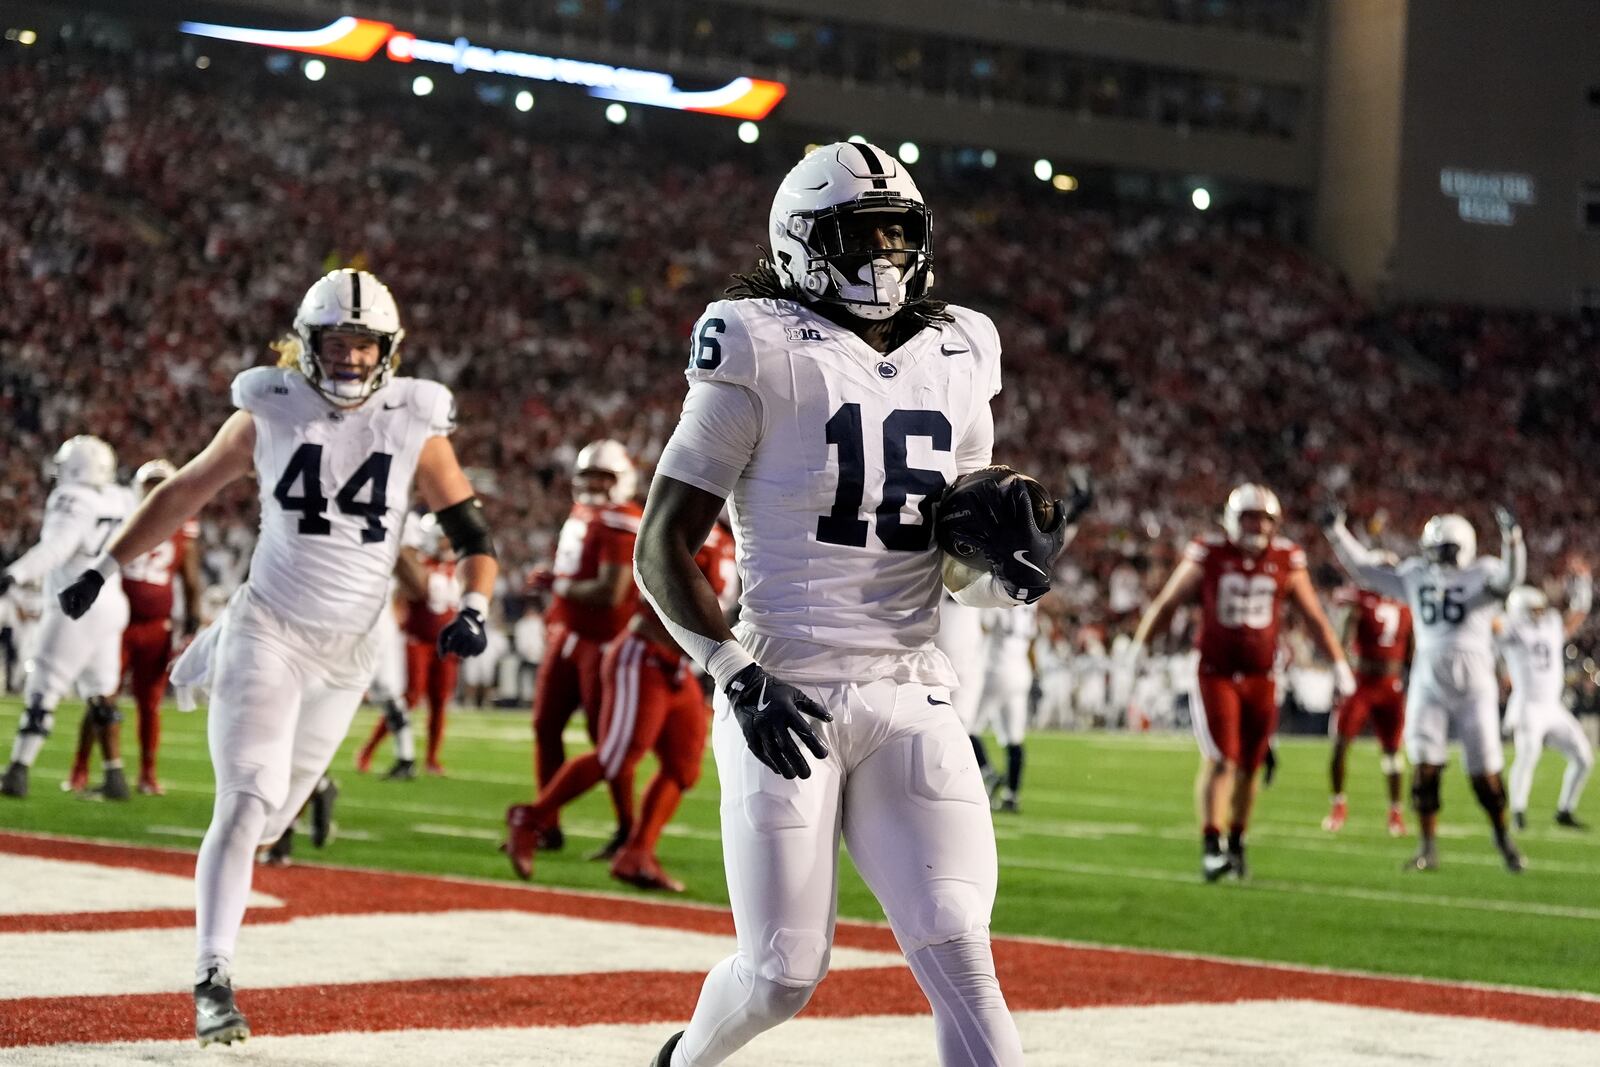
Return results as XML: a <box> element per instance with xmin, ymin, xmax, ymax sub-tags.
<box><xmin>934</xmin><ymin>592</ymin><xmax>1000</xmax><ymax>792</ymax></box>
<box><xmin>1324</xmin><ymin>507</ymin><xmax>1526</xmax><ymax>871</ymax></box>
<box><xmin>634</xmin><ymin>143</ymin><xmax>1073</xmax><ymax>1067</ymax></box>
<box><xmin>1497</xmin><ymin>562</ymin><xmax>1592</xmax><ymax>830</ymax></box>
<box><xmin>56</xmin><ymin>269</ymin><xmax>499</xmax><ymax>1046</ymax></box>
<box><xmin>0</xmin><ymin>436</ymin><xmax>132</xmax><ymax>799</ymax></box>
<box><xmin>977</xmin><ymin>602</ymin><xmax>1039</xmax><ymax>813</ymax></box>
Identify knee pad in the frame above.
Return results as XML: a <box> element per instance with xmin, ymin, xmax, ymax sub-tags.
<box><xmin>1411</xmin><ymin>771</ymin><xmax>1441</xmax><ymax>815</ymax></box>
<box><xmin>1470</xmin><ymin>774</ymin><xmax>1506</xmax><ymax>816</ymax></box>
<box><xmin>756</xmin><ymin>927</ymin><xmax>831</xmax><ymax>988</ymax></box>
<box><xmin>88</xmin><ymin>698</ymin><xmax>121</xmax><ymax>727</ymax></box>
<box><xmin>895</xmin><ymin>879</ymin><xmax>991</xmax><ymax>955</ymax></box>
<box><xmin>1379</xmin><ymin>752</ymin><xmax>1404</xmax><ymax>776</ymax></box>
<box><xmin>383</xmin><ymin>700</ymin><xmax>410</xmax><ymax>734</ymax></box>
<box><xmin>19</xmin><ymin>702</ymin><xmax>54</xmax><ymax>737</ymax></box>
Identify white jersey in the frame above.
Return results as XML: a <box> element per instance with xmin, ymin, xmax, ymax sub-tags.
<box><xmin>1498</xmin><ymin>612</ymin><xmax>1566</xmax><ymax>708</ymax></box>
<box><xmin>235</xmin><ymin>367</ymin><xmax>454</xmax><ymax>634</ymax></box>
<box><xmin>6</xmin><ymin>482</ymin><xmax>133</xmax><ymax>601</ymax></box>
<box><xmin>656</xmin><ymin>298</ymin><xmax>1001</xmax><ymax>684</ymax></box>
<box><xmin>1389</xmin><ymin>556</ymin><xmax>1508</xmax><ymax>662</ymax></box>
<box><xmin>981</xmin><ymin>603</ymin><xmax>1037</xmax><ymax>670</ymax></box>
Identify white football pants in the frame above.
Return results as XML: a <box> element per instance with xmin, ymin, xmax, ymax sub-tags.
<box><xmin>1508</xmin><ymin>699</ymin><xmax>1594</xmax><ymax>815</ymax></box>
<box><xmin>676</xmin><ymin>677</ymin><xmax>1022</xmax><ymax>1067</ymax></box>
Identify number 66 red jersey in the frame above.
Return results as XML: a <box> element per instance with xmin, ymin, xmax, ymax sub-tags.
<box><xmin>1185</xmin><ymin>532</ymin><xmax>1307</xmax><ymax>676</ymax></box>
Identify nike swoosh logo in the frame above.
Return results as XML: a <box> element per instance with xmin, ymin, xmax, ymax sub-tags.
<box><xmin>1012</xmin><ymin>549</ymin><xmax>1047</xmax><ymax>577</ymax></box>
<box><xmin>940</xmin><ymin>344</ymin><xmax>967</xmax><ymax>356</ymax></box>
<box><xmin>757</xmin><ymin>678</ymin><xmax>771</xmax><ymax>711</ymax></box>
<box><xmin>927</xmin><ymin>695</ymin><xmax>951</xmax><ymax>706</ymax></box>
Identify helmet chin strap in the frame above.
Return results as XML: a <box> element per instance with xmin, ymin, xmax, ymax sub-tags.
<box><xmin>837</xmin><ymin>258</ymin><xmax>907</xmax><ymax>321</ymax></box>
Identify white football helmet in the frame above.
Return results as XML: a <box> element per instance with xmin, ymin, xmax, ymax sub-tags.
<box><xmin>50</xmin><ymin>436</ymin><xmax>116</xmax><ymax>488</ymax></box>
<box><xmin>573</xmin><ymin>439</ymin><xmax>636</xmax><ymax>505</ymax></box>
<box><xmin>769</xmin><ymin>142</ymin><xmax>933</xmax><ymax>321</ymax></box>
<box><xmin>1506</xmin><ymin>585</ymin><xmax>1549</xmax><ymax>621</ymax></box>
<box><xmin>133</xmin><ymin>458</ymin><xmax>177</xmax><ymax>496</ymax></box>
<box><xmin>1221</xmin><ymin>483</ymin><xmax>1282</xmax><ymax>553</ymax></box>
<box><xmin>292</xmin><ymin>268</ymin><xmax>405</xmax><ymax>406</ymax></box>
<box><xmin>1420</xmin><ymin>513</ymin><xmax>1476</xmax><ymax>568</ymax></box>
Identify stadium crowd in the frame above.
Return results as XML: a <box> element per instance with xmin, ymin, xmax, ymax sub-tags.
<box><xmin>3</xmin><ymin>42</ymin><xmax>1598</xmax><ymax>671</ymax></box>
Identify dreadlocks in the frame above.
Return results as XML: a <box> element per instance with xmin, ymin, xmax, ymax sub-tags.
<box><xmin>724</xmin><ymin>248</ymin><xmax>954</xmax><ymax>341</ymax></box>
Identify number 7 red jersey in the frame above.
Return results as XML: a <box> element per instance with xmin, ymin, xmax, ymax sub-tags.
<box><xmin>1185</xmin><ymin>532</ymin><xmax>1306</xmax><ymax>676</ymax></box>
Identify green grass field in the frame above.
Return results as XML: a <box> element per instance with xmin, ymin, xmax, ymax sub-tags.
<box><xmin>3</xmin><ymin>695</ymin><xmax>1597</xmax><ymax>996</ymax></box>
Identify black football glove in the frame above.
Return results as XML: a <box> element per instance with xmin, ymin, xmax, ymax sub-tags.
<box><xmin>724</xmin><ymin>662</ymin><xmax>832</xmax><ymax>780</ymax></box>
<box><xmin>936</xmin><ymin>466</ymin><xmax>1068</xmax><ymax>604</ymax></box>
<box><xmin>59</xmin><ymin>570</ymin><xmax>105</xmax><ymax>619</ymax></box>
<box><xmin>1262</xmin><ymin>744</ymin><xmax>1278</xmax><ymax>787</ymax></box>
<box><xmin>437</xmin><ymin>607</ymin><xmax>488</xmax><ymax>658</ymax></box>
<box><xmin>1317</xmin><ymin>501</ymin><xmax>1346</xmax><ymax>532</ymax></box>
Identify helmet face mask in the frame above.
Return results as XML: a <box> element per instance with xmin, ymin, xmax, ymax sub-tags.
<box><xmin>1420</xmin><ymin>514</ymin><xmax>1477</xmax><ymax>568</ymax></box>
<box><xmin>1506</xmin><ymin>585</ymin><xmax>1549</xmax><ymax>621</ymax></box>
<box><xmin>293</xmin><ymin>269</ymin><xmax>405</xmax><ymax>407</ymax></box>
<box><xmin>769</xmin><ymin>143</ymin><xmax>934</xmax><ymax>322</ymax></box>
<box><xmin>1221</xmin><ymin>483</ymin><xmax>1281</xmax><ymax>554</ymax></box>
<box><xmin>572</xmin><ymin>439</ymin><xmax>636</xmax><ymax>505</ymax></box>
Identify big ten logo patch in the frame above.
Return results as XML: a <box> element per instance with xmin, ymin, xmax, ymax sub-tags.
<box><xmin>786</xmin><ymin>327</ymin><xmax>824</xmax><ymax>343</ymax></box>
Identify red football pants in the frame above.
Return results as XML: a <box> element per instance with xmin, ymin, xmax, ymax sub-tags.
<box><xmin>405</xmin><ymin>640</ymin><xmax>458</xmax><ymax>766</ymax></box>
<box><xmin>1194</xmin><ymin>672</ymin><xmax>1278</xmax><ymax>773</ymax></box>
<box><xmin>1336</xmin><ymin>674</ymin><xmax>1406</xmax><ymax>753</ymax></box>
<box><xmin>531</xmin><ymin>623</ymin><xmax>604</xmax><ymax>798</ymax></box>
<box><xmin>121</xmin><ymin>618</ymin><xmax>174</xmax><ymax>778</ymax></box>
<box><xmin>527</xmin><ymin>634</ymin><xmax>708</xmax><ymax>852</ymax></box>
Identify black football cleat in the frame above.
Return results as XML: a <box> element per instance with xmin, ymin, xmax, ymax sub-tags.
<box><xmin>537</xmin><ymin>826</ymin><xmax>565</xmax><ymax>852</ymax></box>
<box><xmin>1513</xmin><ymin>811</ymin><xmax>1527</xmax><ymax>832</ymax></box>
<box><xmin>1500</xmin><ymin>841</ymin><xmax>1526</xmax><ymax>874</ymax></box>
<box><xmin>651</xmin><ymin>1030</ymin><xmax>685</xmax><ymax>1067</ymax></box>
<box><xmin>310</xmin><ymin>778</ymin><xmax>338</xmax><ymax>848</ymax></box>
<box><xmin>384</xmin><ymin>758</ymin><xmax>417</xmax><ymax>781</ymax></box>
<box><xmin>997</xmin><ymin>794</ymin><xmax>1020</xmax><ymax>814</ymax></box>
<box><xmin>588</xmin><ymin>826</ymin><xmax>630</xmax><ymax>862</ymax></box>
<box><xmin>1555</xmin><ymin>810</ymin><xmax>1589</xmax><ymax>831</ymax></box>
<box><xmin>99</xmin><ymin>767</ymin><xmax>131</xmax><ymax>802</ymax></box>
<box><xmin>262</xmin><ymin>827</ymin><xmax>294</xmax><ymax>867</ymax></box>
<box><xmin>1202</xmin><ymin>847</ymin><xmax>1232</xmax><ymax>883</ymax></box>
<box><xmin>1403</xmin><ymin>845</ymin><xmax>1439</xmax><ymax>872</ymax></box>
<box><xmin>1</xmin><ymin>762</ymin><xmax>28</xmax><ymax>798</ymax></box>
<box><xmin>194</xmin><ymin>967</ymin><xmax>250</xmax><ymax>1047</ymax></box>
<box><xmin>1227</xmin><ymin>845</ymin><xmax>1248</xmax><ymax>881</ymax></box>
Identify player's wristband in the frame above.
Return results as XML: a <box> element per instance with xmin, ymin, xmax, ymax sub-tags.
<box><xmin>461</xmin><ymin>591</ymin><xmax>490</xmax><ymax>617</ymax></box>
<box><xmin>706</xmin><ymin>640</ymin><xmax>757</xmax><ymax>692</ymax></box>
<box><xmin>91</xmin><ymin>554</ymin><xmax>120</xmax><ymax>580</ymax></box>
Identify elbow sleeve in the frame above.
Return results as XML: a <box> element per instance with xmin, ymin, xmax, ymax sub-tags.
<box><xmin>435</xmin><ymin>497</ymin><xmax>497</xmax><ymax>559</ymax></box>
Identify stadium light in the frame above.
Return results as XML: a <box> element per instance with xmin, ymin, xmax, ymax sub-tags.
<box><xmin>514</xmin><ymin>90</ymin><xmax>534</xmax><ymax>112</ymax></box>
<box><xmin>1191</xmin><ymin>187</ymin><xmax>1211</xmax><ymax>210</ymax></box>
<box><xmin>412</xmin><ymin>74</ymin><xmax>434</xmax><ymax>96</ymax></box>
<box><xmin>1033</xmin><ymin>159</ymin><xmax>1052</xmax><ymax>182</ymax></box>
<box><xmin>18</xmin><ymin>29</ymin><xmax>37</xmax><ymax>46</ymax></box>
<box><xmin>1051</xmin><ymin>173</ymin><xmax>1078</xmax><ymax>192</ymax></box>
<box><xmin>847</xmin><ymin>134</ymin><xmax>867</xmax><ymax>144</ymax></box>
<box><xmin>302</xmin><ymin>58</ymin><xmax>326</xmax><ymax>81</ymax></box>
<box><xmin>897</xmin><ymin>141</ymin><xmax>920</xmax><ymax>165</ymax></box>
<box><xmin>737</xmin><ymin>121</ymin><xmax>760</xmax><ymax>144</ymax></box>
<box><xmin>980</xmin><ymin>149</ymin><xmax>997</xmax><ymax>169</ymax></box>
<box><xmin>196</xmin><ymin>55</ymin><xmax>211</xmax><ymax>69</ymax></box>
<box><xmin>605</xmin><ymin>103</ymin><xmax>628</xmax><ymax>125</ymax></box>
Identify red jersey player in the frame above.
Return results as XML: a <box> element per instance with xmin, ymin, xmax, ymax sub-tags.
<box><xmin>526</xmin><ymin>439</ymin><xmax>642</xmax><ymax>852</ymax></box>
<box><xmin>1323</xmin><ymin>573</ymin><xmax>1413</xmax><ymax>835</ymax></box>
<box><xmin>99</xmin><ymin>460</ymin><xmax>202</xmax><ymax>795</ymax></box>
<box><xmin>507</xmin><ymin>521</ymin><xmax>735</xmax><ymax>890</ymax></box>
<box><xmin>1128</xmin><ymin>484</ymin><xmax>1355</xmax><ymax>881</ymax></box>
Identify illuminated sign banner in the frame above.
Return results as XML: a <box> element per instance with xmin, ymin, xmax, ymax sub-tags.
<box><xmin>1439</xmin><ymin>168</ymin><xmax>1536</xmax><ymax>227</ymax></box>
<box><xmin>179</xmin><ymin>16</ymin><xmax>787</xmax><ymax>120</ymax></box>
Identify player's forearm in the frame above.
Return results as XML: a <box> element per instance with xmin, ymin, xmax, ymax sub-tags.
<box><xmin>1324</xmin><ymin>522</ymin><xmax>1406</xmax><ymax>599</ymax></box>
<box><xmin>1130</xmin><ymin>600</ymin><xmax>1172</xmax><ymax>650</ymax></box>
<box><xmin>457</xmin><ymin>553</ymin><xmax>498</xmax><ymax>602</ymax></box>
<box><xmin>106</xmin><ymin>477</ymin><xmax>212</xmax><ymax>568</ymax></box>
<box><xmin>555</xmin><ymin>570</ymin><xmax>626</xmax><ymax>606</ymax></box>
<box><xmin>636</xmin><ymin>535</ymin><xmax>736</xmax><ymax>656</ymax></box>
<box><xmin>1496</xmin><ymin>527</ymin><xmax>1526</xmax><ymax>594</ymax></box>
